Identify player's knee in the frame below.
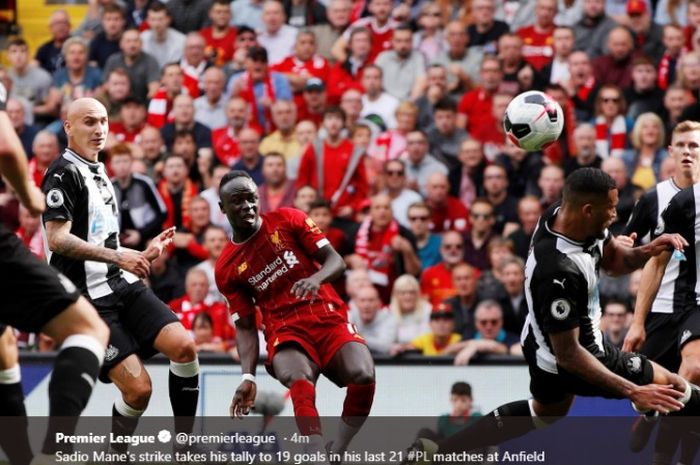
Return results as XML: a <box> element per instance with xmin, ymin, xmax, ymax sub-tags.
<box><xmin>280</xmin><ymin>372</ymin><xmax>315</xmax><ymax>388</ymax></box>
<box><xmin>168</xmin><ymin>339</ymin><xmax>197</xmax><ymax>364</ymax></box>
<box><xmin>124</xmin><ymin>379</ymin><xmax>152</xmax><ymax>410</ymax></box>
<box><xmin>346</xmin><ymin>365</ymin><xmax>375</xmax><ymax>385</ymax></box>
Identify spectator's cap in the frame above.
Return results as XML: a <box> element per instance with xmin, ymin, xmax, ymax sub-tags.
<box><xmin>304</xmin><ymin>77</ymin><xmax>326</xmax><ymax>92</ymax></box>
<box><xmin>358</xmin><ymin>114</ymin><xmax>387</xmax><ymax>133</ymax></box>
<box><xmin>430</xmin><ymin>303</ymin><xmax>454</xmax><ymax>319</ymax></box>
<box><xmin>626</xmin><ymin>0</ymin><xmax>647</xmax><ymax>15</ymax></box>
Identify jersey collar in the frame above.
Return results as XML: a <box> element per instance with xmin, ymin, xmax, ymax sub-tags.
<box><xmin>63</xmin><ymin>148</ymin><xmax>100</xmax><ymax>169</ymax></box>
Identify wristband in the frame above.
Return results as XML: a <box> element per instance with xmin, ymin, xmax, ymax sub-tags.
<box><xmin>242</xmin><ymin>373</ymin><xmax>256</xmax><ymax>383</ymax></box>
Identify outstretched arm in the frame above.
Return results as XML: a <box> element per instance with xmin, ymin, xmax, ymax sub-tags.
<box><xmin>601</xmin><ymin>233</ymin><xmax>687</xmax><ymax>276</ymax></box>
<box><xmin>291</xmin><ymin>244</ymin><xmax>347</xmax><ymax>299</ymax></box>
<box><xmin>230</xmin><ymin>313</ymin><xmax>259</xmax><ymax>418</ymax></box>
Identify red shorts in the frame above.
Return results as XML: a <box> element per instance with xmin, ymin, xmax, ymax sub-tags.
<box><xmin>264</xmin><ymin>304</ymin><xmax>366</xmax><ymax>372</ymax></box>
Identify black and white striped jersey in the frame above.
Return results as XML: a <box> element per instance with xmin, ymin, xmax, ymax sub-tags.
<box><xmin>41</xmin><ymin>149</ymin><xmax>138</xmax><ymax>300</ymax></box>
<box><xmin>652</xmin><ymin>184</ymin><xmax>700</xmax><ymax>314</ymax></box>
<box><xmin>625</xmin><ymin>178</ymin><xmax>686</xmax><ymax>314</ymax></box>
<box><xmin>521</xmin><ymin>204</ymin><xmax>607</xmax><ymax>374</ymax></box>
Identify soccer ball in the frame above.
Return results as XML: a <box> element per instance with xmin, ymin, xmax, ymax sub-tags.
<box><xmin>503</xmin><ymin>90</ymin><xmax>564</xmax><ymax>152</ymax></box>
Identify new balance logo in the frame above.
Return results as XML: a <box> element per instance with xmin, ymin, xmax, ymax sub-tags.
<box><xmin>182</xmin><ymin>387</ymin><xmax>200</xmax><ymax>392</ymax></box>
<box><xmin>283</xmin><ymin>250</ymin><xmax>299</xmax><ymax>268</ymax></box>
<box><xmin>553</xmin><ymin>278</ymin><xmax>566</xmax><ymax>289</ymax></box>
<box><xmin>681</xmin><ymin>330</ymin><xmax>693</xmax><ymax>345</ymax></box>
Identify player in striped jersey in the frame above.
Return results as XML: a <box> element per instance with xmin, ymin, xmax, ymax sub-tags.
<box><xmin>623</xmin><ymin>121</ymin><xmax>700</xmax><ymax>465</ymax></box>
<box><xmin>403</xmin><ymin>168</ymin><xmax>700</xmax><ymax>464</ymax></box>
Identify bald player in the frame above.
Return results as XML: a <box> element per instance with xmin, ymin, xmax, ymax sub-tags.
<box><xmin>41</xmin><ymin>98</ymin><xmax>201</xmax><ymax>459</ymax></box>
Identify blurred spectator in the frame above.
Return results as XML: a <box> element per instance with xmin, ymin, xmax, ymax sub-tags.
<box><xmin>403</xmin><ymin>130</ymin><xmax>449</xmax><ymax>196</ymax></box>
<box><xmin>601</xmin><ymin>298</ymin><xmax>630</xmax><ymax>349</ymax></box>
<box><xmin>449</xmin><ymin>139</ymin><xmax>487</xmax><ymax>207</ymax></box>
<box><xmin>426</xmin><ymin>172</ymin><xmax>469</xmax><ymax>233</ymax></box>
<box><xmin>537</xmin><ymin>165</ymin><xmax>565</xmax><ymax>209</ymax></box>
<box><xmin>468</xmin><ymin>0</ymin><xmax>509</xmax><ymax>54</ymax></box>
<box><xmin>47</xmin><ymin>37</ymin><xmax>103</xmax><ymax>114</ymax></box>
<box><xmin>507</xmin><ymin>196</ymin><xmax>541</xmax><ymax>261</ymax></box>
<box><xmin>103</xmin><ymin>28</ymin><xmax>161</xmax><ymax>104</ymax></box>
<box><xmin>626</xmin><ymin>0</ymin><xmax>664</xmax><ymax>63</ymax></box>
<box><xmin>149</xmin><ymin>246</ymin><xmax>184</xmax><ymax>303</ymax></box>
<box><xmin>293</xmin><ymin>185</ymin><xmax>318</xmax><ymax>212</ymax></box>
<box><xmin>194</xmin><ymin>67</ymin><xmax>228</xmax><ymax>130</ymax></box>
<box><xmin>416</xmin><ymin>64</ymin><xmax>452</xmax><ymax>131</ymax></box>
<box><xmin>395</xmin><ymin>303</ymin><xmax>461</xmax><ymax>356</ymax></box>
<box><xmin>192</xmin><ymin>312</ymin><xmax>228</xmax><ymax>353</ymax></box>
<box><xmin>212</xmin><ymin>97</ymin><xmax>251</xmax><ymax>167</ymax></box>
<box><xmin>296</xmin><ymin>108</ymin><xmax>369</xmax><ymax>218</ymax></box>
<box><xmin>309</xmin><ymin>0</ymin><xmax>352</xmax><ymax>59</ymax></box>
<box><xmin>271</xmin><ymin>31</ymin><xmax>330</xmax><ymax>110</ymax></box>
<box><xmin>28</xmin><ymin>131</ymin><xmax>60</xmax><ymax>188</ymax></box>
<box><xmin>375</xmin><ymin>24</ymin><xmax>427</xmax><ymax>101</ymax></box>
<box><xmin>427</xmin><ymin>98</ymin><xmax>469</xmax><ymax>171</ymax></box>
<box><xmin>111</xmin><ymin>143</ymin><xmax>167</xmax><ymax>250</ymax></box>
<box><xmin>147</xmin><ymin>63</ymin><xmax>187</xmax><ymax>128</ymax></box>
<box><xmin>200</xmin><ymin>0</ymin><xmax>238</xmax><ymax>67</ymax></box>
<box><xmin>232</xmin><ymin>0</ymin><xmax>265</xmax><ymax>31</ymax></box>
<box><xmin>625</xmin><ymin>57</ymin><xmax>665</xmax><ymax>120</ymax></box>
<box><xmin>478</xmin><ymin>237</ymin><xmax>515</xmax><ymax>300</ymax></box>
<box><xmin>564</xmin><ymin>123</ymin><xmax>602</xmax><ymax>176</ymax></box>
<box><xmin>497</xmin><ymin>255</ymin><xmax>527</xmax><ymax>333</ymax></box>
<box><xmin>453</xmin><ymin>300</ymin><xmax>521</xmax><ymax>365</ymax></box>
<box><xmin>464</xmin><ymin>198</ymin><xmax>496</xmax><ymax>270</ymax></box>
<box><xmin>327</xmin><ymin>27</ymin><xmax>372</xmax><ymax>103</ymax></box>
<box><xmin>382</xmin><ymin>159</ymin><xmax>422</xmax><ymax>228</ymax></box>
<box><xmin>421</xmin><ymin>230</ymin><xmax>465</xmax><ymax>306</ymax></box>
<box><xmin>497</xmin><ymin>34</ymin><xmax>530</xmax><ymax>96</ymax></box>
<box><xmin>592</xmin><ymin>26</ymin><xmax>635</xmax><ymax>88</ymax></box>
<box><xmin>335</xmin><ymin>0</ymin><xmax>398</xmax><ymax>63</ymax></box>
<box><xmin>228</xmin><ymin>45</ymin><xmax>293</xmax><ymax>133</ymax></box>
<box><xmin>7</xmin><ymin>99</ymin><xmax>38</xmax><ymax>158</ymax></box>
<box><xmin>407</xmin><ymin>202</ymin><xmax>442</xmax><ymax>270</ymax></box>
<box><xmin>170</xmin><ymin>129</ymin><xmax>212</xmax><ymax>188</ymax></box>
<box><xmin>369</xmin><ymin>102</ymin><xmax>418</xmax><ymax>166</ymax></box>
<box><xmin>345</xmin><ymin>268</ymin><xmax>371</xmax><ymax>310</ymax></box>
<box><xmin>232</xmin><ymin>128</ymin><xmax>265</xmax><ymax>184</ymax></box>
<box><xmin>88</xmin><ymin>4</ymin><xmax>126</xmax><ymax>68</ymax></box>
<box><xmin>516</xmin><ymin>0</ymin><xmax>557</xmax><ymax>71</ymax></box>
<box><xmin>260</xmin><ymin>100</ymin><xmax>302</xmax><ymax>178</ymax></box>
<box><xmin>7</xmin><ymin>38</ymin><xmax>52</xmax><ymax>123</ymax></box>
<box><xmin>200</xmin><ymin>165</ymin><xmax>234</xmax><ymax>235</ymax></box>
<box><xmin>138</xmin><ymin>125</ymin><xmax>166</xmax><ymax>179</ymax></box>
<box><xmin>180</xmin><ymin>33</ymin><xmax>210</xmax><ymax>97</ymax></box>
<box><xmin>458</xmin><ymin>56</ymin><xmax>503</xmax><ymax>141</ymax></box>
<box><xmin>573</xmin><ymin>0</ymin><xmax>616</xmax><ymax>58</ymax></box>
<box><xmin>437</xmin><ymin>382</ymin><xmax>482</xmax><ymax>438</ymax></box>
<box><xmin>172</xmin><ymin>196</ymin><xmax>212</xmax><ymax>273</ymax></box>
<box><xmin>308</xmin><ymin>199</ymin><xmax>348</xmax><ymax>252</ymax></box>
<box><xmin>601</xmin><ymin>157</ymin><xmax>643</xmax><ymax>235</ymax></box>
<box><xmin>35</xmin><ymin>10</ymin><xmax>71</xmax><ymax>75</ymax></box>
<box><xmin>259</xmin><ymin>152</ymin><xmax>296</xmax><ymax>213</ymax></box>
<box><xmin>414</xmin><ymin>3</ymin><xmax>445</xmax><ymax>63</ymax></box>
<box><xmin>348</xmin><ymin>285</ymin><xmax>398</xmax><ymax>355</ymax></box>
<box><xmin>228</xmin><ymin>26</ymin><xmax>259</xmax><ymax>75</ymax></box>
<box><xmin>339</xmin><ymin>89</ymin><xmax>363</xmax><ymax>130</ymax></box>
<box><xmin>661</xmin><ymin>85</ymin><xmax>690</xmax><ymax>142</ymax></box>
<box><xmin>258</xmin><ymin>0</ymin><xmax>298</xmax><ymax>65</ymax></box>
<box><xmin>347</xmin><ymin>194</ymin><xmax>420</xmax><ymax>302</ymax></box>
<box><xmin>564</xmin><ymin>50</ymin><xmax>598</xmax><ymax>122</ymax></box>
<box><xmin>161</xmin><ymin>94</ymin><xmax>213</xmax><ymax>153</ymax></box>
<box><xmin>540</xmin><ymin>26</ymin><xmax>575</xmax><ymax>86</ymax></box>
<box><xmin>658</xmin><ymin>24</ymin><xmax>683</xmax><ymax>91</ymax></box>
<box><xmin>166</xmin><ymin>0</ymin><xmax>213</xmax><ymax>33</ymax></box>
<box><xmin>622</xmin><ymin>112</ymin><xmax>668</xmax><ymax>191</ymax></box>
<box><xmin>16</xmin><ymin>206</ymin><xmax>44</xmax><ymax>260</ymax></box>
<box><xmin>483</xmin><ymin>164</ymin><xmax>519</xmax><ymax>235</ymax></box>
<box><xmin>360</xmin><ymin>65</ymin><xmax>399</xmax><ymax>129</ymax></box>
<box><xmin>159</xmin><ymin>153</ymin><xmax>199</xmax><ymax>230</ymax></box>
<box><xmin>593</xmin><ymin>84</ymin><xmax>631</xmax><ymax>158</ymax></box>
<box><xmin>195</xmin><ymin>225</ymin><xmax>229</xmax><ymax>303</ymax></box>
<box><xmin>298</xmin><ymin>78</ymin><xmax>329</xmax><ymax>127</ymax></box>
<box><xmin>389</xmin><ymin>274</ymin><xmax>431</xmax><ymax>344</ymax></box>
<box><xmin>283</xmin><ymin>0</ymin><xmax>328</xmax><ymax>27</ymax></box>
<box><xmin>496</xmin><ymin>138</ymin><xmax>544</xmax><ymax>198</ymax></box>
<box><xmin>141</xmin><ymin>2</ymin><xmax>186</xmax><ymax>68</ymax></box>
<box><xmin>434</xmin><ymin>21</ymin><xmax>483</xmax><ymax>96</ymax></box>
<box><xmin>96</xmin><ymin>68</ymin><xmax>132</xmax><ymax>121</ymax></box>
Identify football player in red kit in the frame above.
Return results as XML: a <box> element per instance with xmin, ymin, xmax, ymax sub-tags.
<box><xmin>215</xmin><ymin>171</ymin><xmax>376</xmax><ymax>458</ymax></box>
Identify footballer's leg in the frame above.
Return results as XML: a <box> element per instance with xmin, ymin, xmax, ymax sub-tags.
<box><xmin>0</xmin><ymin>326</ymin><xmax>32</xmax><ymax>465</ymax></box>
<box><xmin>152</xmin><ymin>322</ymin><xmax>200</xmax><ymax>437</ymax></box>
<box><xmin>108</xmin><ymin>355</ymin><xmax>152</xmax><ymax>455</ymax></box>
<box><xmin>678</xmin><ymin>336</ymin><xmax>700</xmax><ymax>465</ymax></box>
<box><xmin>324</xmin><ymin>342</ymin><xmax>376</xmax><ymax>457</ymax></box>
<box><xmin>272</xmin><ymin>346</ymin><xmax>323</xmax><ymax>452</ymax></box>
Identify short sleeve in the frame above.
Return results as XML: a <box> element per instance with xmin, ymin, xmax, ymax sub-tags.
<box><xmin>623</xmin><ymin>194</ymin><xmax>653</xmax><ymax>243</ymax></box>
<box><xmin>657</xmin><ymin>194</ymin><xmax>686</xmax><ymax>237</ymax></box>
<box><xmin>215</xmin><ymin>267</ymin><xmax>256</xmax><ymax>320</ymax></box>
<box><xmin>41</xmin><ymin>164</ymin><xmax>82</xmax><ymax>224</ymax></box>
<box><xmin>535</xmin><ymin>267</ymin><xmax>587</xmax><ymax>334</ymax></box>
<box><xmin>282</xmin><ymin>208</ymin><xmax>331</xmax><ymax>255</ymax></box>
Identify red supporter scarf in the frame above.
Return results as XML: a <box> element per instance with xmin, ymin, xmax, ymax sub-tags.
<box><xmin>576</xmin><ymin>76</ymin><xmax>596</xmax><ymax>102</ymax></box>
<box><xmin>240</xmin><ymin>71</ymin><xmax>276</xmax><ymax>134</ymax></box>
<box><xmin>658</xmin><ymin>53</ymin><xmax>672</xmax><ymax>90</ymax></box>
<box><xmin>595</xmin><ymin>114</ymin><xmax>627</xmax><ymax>159</ymax></box>
<box><xmin>355</xmin><ymin>217</ymin><xmax>399</xmax><ymax>285</ymax></box>
<box><xmin>158</xmin><ymin>179</ymin><xmax>198</xmax><ymax>230</ymax></box>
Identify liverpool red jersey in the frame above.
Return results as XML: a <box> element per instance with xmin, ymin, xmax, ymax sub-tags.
<box><xmin>516</xmin><ymin>25</ymin><xmax>554</xmax><ymax>71</ymax></box>
<box><xmin>215</xmin><ymin>208</ymin><xmax>347</xmax><ymax>336</ymax></box>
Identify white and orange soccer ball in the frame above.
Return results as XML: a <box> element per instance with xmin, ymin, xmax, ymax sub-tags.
<box><xmin>503</xmin><ymin>90</ymin><xmax>564</xmax><ymax>152</ymax></box>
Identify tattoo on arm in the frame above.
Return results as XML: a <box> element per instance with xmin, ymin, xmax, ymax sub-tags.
<box><xmin>49</xmin><ymin>223</ymin><xmax>120</xmax><ymax>264</ymax></box>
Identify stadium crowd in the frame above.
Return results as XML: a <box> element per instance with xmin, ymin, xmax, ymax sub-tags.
<box><xmin>1</xmin><ymin>0</ymin><xmax>677</xmax><ymax>362</ymax></box>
